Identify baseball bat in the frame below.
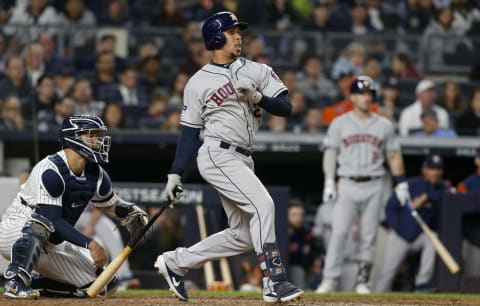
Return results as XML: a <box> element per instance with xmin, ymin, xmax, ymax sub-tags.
<box><xmin>195</xmin><ymin>204</ymin><xmax>215</xmax><ymax>290</ymax></box>
<box><xmin>409</xmin><ymin>206</ymin><xmax>460</xmax><ymax>274</ymax></box>
<box><xmin>219</xmin><ymin>257</ymin><xmax>233</xmax><ymax>289</ymax></box>
<box><xmin>87</xmin><ymin>186</ymin><xmax>183</xmax><ymax>297</ymax></box>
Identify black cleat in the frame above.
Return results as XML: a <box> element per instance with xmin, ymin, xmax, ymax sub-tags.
<box><xmin>154</xmin><ymin>255</ymin><xmax>188</xmax><ymax>301</ymax></box>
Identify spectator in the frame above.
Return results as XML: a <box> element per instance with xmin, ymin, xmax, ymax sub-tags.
<box><xmin>136</xmin><ymin>39</ymin><xmax>159</xmax><ymax>62</ymax></box>
<box><xmin>23</xmin><ymin>43</ymin><xmax>46</xmax><ymax>86</ymax></box>
<box><xmin>24</xmin><ymin>74</ymin><xmax>57</xmax><ymax>122</ymax></box>
<box><xmin>58</xmin><ymin>0</ymin><xmax>97</xmax><ymax>52</ymax></box>
<box><xmin>99</xmin><ymin>65</ymin><xmax>148</xmax><ymax>106</ymax></box>
<box><xmin>183</xmin><ymin>0</ymin><xmax>226</xmax><ymax>22</ymax></box>
<box><xmin>453</xmin><ymin>0</ymin><xmax>480</xmax><ymax>35</ymax></box>
<box><xmin>37</xmin><ymin>95</ymin><xmax>76</xmax><ymax>132</ymax></box>
<box><xmin>0</xmin><ymin>56</ymin><xmax>32</xmax><ymax>101</ymax></box>
<box><xmin>82</xmin><ymin>34</ymin><xmax>126</xmax><ymax>73</ymax></box>
<box><xmin>265</xmin><ymin>0</ymin><xmax>302</xmax><ymax>31</ymax></box>
<box><xmin>420</xmin><ymin>5</ymin><xmax>473</xmax><ymax>71</ymax></box>
<box><xmin>37</xmin><ymin>32</ymin><xmax>72</xmax><ymax>74</ymax></box>
<box><xmin>398</xmin><ymin>79</ymin><xmax>450</xmax><ymax>136</ymax></box>
<box><xmin>139</xmin><ymin>90</ymin><xmax>169</xmax><ymax>129</ymax></box>
<box><xmin>242</xmin><ymin>34</ymin><xmax>268</xmax><ymax>61</ymax></box>
<box><xmin>455</xmin><ymin>87</ymin><xmax>480</xmax><ymax>136</ymax></box>
<box><xmin>267</xmin><ymin>115</ymin><xmax>287</xmax><ymax>133</ymax></box>
<box><xmin>375</xmin><ymin>154</ymin><xmax>450</xmax><ymax>293</ymax></box>
<box><xmin>326</xmin><ymin>0</ymin><xmax>354</xmax><ymax>32</ymax></box>
<box><xmin>168</xmin><ymin>72</ymin><xmax>189</xmax><ymax>108</ymax></box>
<box><xmin>304</xmin><ymin>107</ymin><xmax>324</xmax><ymax>134</ymax></box>
<box><xmin>97</xmin><ymin>0</ymin><xmax>130</xmax><ymax>26</ymax></box>
<box><xmin>398</xmin><ymin>0</ymin><xmax>433</xmax><ymax>34</ymax></box>
<box><xmin>3</xmin><ymin>0</ymin><xmax>60</xmax><ymax>43</ymax></box>
<box><xmin>160</xmin><ymin>106</ymin><xmax>181</xmax><ymax>132</ymax></box>
<box><xmin>287</xmin><ymin>199</ymin><xmax>314</xmax><ymax>290</ymax></box>
<box><xmin>296</xmin><ymin>54</ymin><xmax>337</xmax><ymax>107</ymax></box>
<box><xmin>302</xmin><ymin>3</ymin><xmax>333</xmax><ymax>33</ymax></box>
<box><xmin>363</xmin><ymin>56</ymin><xmax>382</xmax><ymax>99</ymax></box>
<box><xmin>350</xmin><ymin>2</ymin><xmax>375</xmax><ymax>35</ymax></box>
<box><xmin>53</xmin><ymin>65</ymin><xmax>76</xmax><ymax>99</ymax></box>
<box><xmin>90</xmin><ymin>51</ymin><xmax>118</xmax><ymax>99</ymax></box>
<box><xmin>377</xmin><ymin>79</ymin><xmax>401</xmax><ymax>126</ymax></box>
<box><xmin>101</xmin><ymin>101</ymin><xmax>126</xmax><ymax>130</ymax></box>
<box><xmin>150</xmin><ymin>0</ymin><xmax>186</xmax><ymax>27</ymax></box>
<box><xmin>437</xmin><ymin>80</ymin><xmax>465</xmax><ymax>126</ymax></box>
<box><xmin>138</xmin><ymin>55</ymin><xmax>169</xmax><ymax>99</ymax></box>
<box><xmin>0</xmin><ymin>1</ymin><xmax>15</xmax><ymax>26</ymax></box>
<box><xmin>287</xmin><ymin>90</ymin><xmax>307</xmax><ymax>132</ymax></box>
<box><xmin>391</xmin><ymin>52</ymin><xmax>422</xmax><ymax>80</ymax></box>
<box><xmin>331</xmin><ymin>42</ymin><xmax>366</xmax><ymax>81</ymax></box>
<box><xmin>0</xmin><ymin>96</ymin><xmax>25</xmax><ymax>130</ymax></box>
<box><xmin>179</xmin><ymin>32</ymin><xmax>210</xmax><ymax>75</ymax></box>
<box><xmin>71</xmin><ymin>78</ymin><xmax>105</xmax><ymax>116</ymax></box>
<box><xmin>410</xmin><ymin>109</ymin><xmax>457</xmax><ymax>137</ymax></box>
<box><xmin>281</xmin><ymin>69</ymin><xmax>297</xmax><ymax>93</ymax></box>
<box><xmin>365</xmin><ymin>0</ymin><xmax>400</xmax><ymax>32</ymax></box>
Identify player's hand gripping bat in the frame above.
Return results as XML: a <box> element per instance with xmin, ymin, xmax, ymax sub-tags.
<box><xmin>87</xmin><ymin>186</ymin><xmax>183</xmax><ymax>297</ymax></box>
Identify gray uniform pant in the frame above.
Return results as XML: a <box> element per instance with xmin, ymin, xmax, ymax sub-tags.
<box><xmin>375</xmin><ymin>230</ymin><xmax>435</xmax><ymax>292</ymax></box>
<box><xmin>164</xmin><ymin>139</ymin><xmax>276</xmax><ymax>275</ymax></box>
<box><xmin>323</xmin><ymin>177</ymin><xmax>384</xmax><ymax>280</ymax></box>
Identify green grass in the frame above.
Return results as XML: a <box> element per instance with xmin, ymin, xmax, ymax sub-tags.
<box><xmin>117</xmin><ymin>289</ymin><xmax>480</xmax><ymax>299</ymax></box>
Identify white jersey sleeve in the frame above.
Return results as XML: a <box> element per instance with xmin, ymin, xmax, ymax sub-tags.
<box><xmin>258</xmin><ymin>63</ymin><xmax>287</xmax><ymax>97</ymax></box>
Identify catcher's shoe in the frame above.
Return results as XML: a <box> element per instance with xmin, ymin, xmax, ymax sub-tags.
<box><xmin>263</xmin><ymin>280</ymin><xmax>303</xmax><ymax>303</ymax></box>
<box><xmin>4</xmin><ymin>277</ymin><xmax>40</xmax><ymax>299</ymax></box>
<box><xmin>154</xmin><ymin>255</ymin><xmax>188</xmax><ymax>301</ymax></box>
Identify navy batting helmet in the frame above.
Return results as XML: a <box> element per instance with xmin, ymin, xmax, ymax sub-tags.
<box><xmin>202</xmin><ymin>11</ymin><xmax>248</xmax><ymax>50</ymax></box>
<box><xmin>59</xmin><ymin>114</ymin><xmax>111</xmax><ymax>163</ymax></box>
<box><xmin>350</xmin><ymin>76</ymin><xmax>376</xmax><ymax>97</ymax></box>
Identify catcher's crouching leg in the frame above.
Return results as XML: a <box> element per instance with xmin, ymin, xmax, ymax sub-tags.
<box><xmin>4</xmin><ymin>213</ymin><xmax>54</xmax><ymax>299</ymax></box>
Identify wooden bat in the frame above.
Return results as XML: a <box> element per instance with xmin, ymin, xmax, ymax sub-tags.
<box><xmin>87</xmin><ymin>186</ymin><xmax>182</xmax><ymax>297</ymax></box>
<box><xmin>219</xmin><ymin>257</ymin><xmax>233</xmax><ymax>290</ymax></box>
<box><xmin>195</xmin><ymin>204</ymin><xmax>215</xmax><ymax>290</ymax></box>
<box><xmin>410</xmin><ymin>208</ymin><xmax>460</xmax><ymax>274</ymax></box>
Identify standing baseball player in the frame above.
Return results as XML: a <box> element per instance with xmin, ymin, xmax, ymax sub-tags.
<box><xmin>0</xmin><ymin>114</ymin><xmax>148</xmax><ymax>298</ymax></box>
<box><xmin>316</xmin><ymin>76</ymin><xmax>406</xmax><ymax>294</ymax></box>
<box><xmin>154</xmin><ymin>11</ymin><xmax>303</xmax><ymax>303</ymax></box>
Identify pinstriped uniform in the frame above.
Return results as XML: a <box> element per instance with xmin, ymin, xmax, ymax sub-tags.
<box><xmin>0</xmin><ymin>150</ymin><xmax>118</xmax><ymax>287</ymax></box>
<box><xmin>164</xmin><ymin>57</ymin><xmax>288</xmax><ymax>275</ymax></box>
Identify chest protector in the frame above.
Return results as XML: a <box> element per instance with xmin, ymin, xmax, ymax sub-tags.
<box><xmin>48</xmin><ymin>154</ymin><xmax>100</xmax><ymax>227</ymax></box>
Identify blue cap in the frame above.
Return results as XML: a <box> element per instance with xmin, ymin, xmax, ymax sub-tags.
<box><xmin>423</xmin><ymin>154</ymin><xmax>443</xmax><ymax>168</ymax></box>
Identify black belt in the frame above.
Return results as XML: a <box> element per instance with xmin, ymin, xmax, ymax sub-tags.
<box><xmin>219</xmin><ymin>141</ymin><xmax>253</xmax><ymax>157</ymax></box>
<box><xmin>343</xmin><ymin>176</ymin><xmax>381</xmax><ymax>182</ymax></box>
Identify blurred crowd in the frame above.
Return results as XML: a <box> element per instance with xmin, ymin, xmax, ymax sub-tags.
<box><xmin>0</xmin><ymin>0</ymin><xmax>480</xmax><ymax>136</ymax></box>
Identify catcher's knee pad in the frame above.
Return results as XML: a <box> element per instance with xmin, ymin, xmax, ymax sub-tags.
<box><xmin>258</xmin><ymin>243</ymin><xmax>287</xmax><ymax>282</ymax></box>
<box><xmin>5</xmin><ymin>213</ymin><xmax>55</xmax><ymax>285</ymax></box>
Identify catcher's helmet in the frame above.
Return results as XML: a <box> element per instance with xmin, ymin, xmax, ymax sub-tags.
<box><xmin>59</xmin><ymin>114</ymin><xmax>111</xmax><ymax>164</ymax></box>
<box><xmin>350</xmin><ymin>75</ymin><xmax>376</xmax><ymax>97</ymax></box>
<box><xmin>202</xmin><ymin>11</ymin><xmax>248</xmax><ymax>50</ymax></box>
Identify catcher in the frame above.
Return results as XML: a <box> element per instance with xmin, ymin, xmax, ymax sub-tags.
<box><xmin>0</xmin><ymin>114</ymin><xmax>148</xmax><ymax>298</ymax></box>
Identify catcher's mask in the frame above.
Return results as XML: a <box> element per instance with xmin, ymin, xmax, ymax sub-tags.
<box><xmin>59</xmin><ymin>114</ymin><xmax>111</xmax><ymax>164</ymax></box>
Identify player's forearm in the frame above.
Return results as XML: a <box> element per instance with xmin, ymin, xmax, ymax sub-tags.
<box><xmin>323</xmin><ymin>148</ymin><xmax>337</xmax><ymax>181</ymax></box>
<box><xmin>170</xmin><ymin>126</ymin><xmax>201</xmax><ymax>175</ymax></box>
<box><xmin>387</xmin><ymin>151</ymin><xmax>406</xmax><ymax>181</ymax></box>
<box><xmin>258</xmin><ymin>91</ymin><xmax>292</xmax><ymax>117</ymax></box>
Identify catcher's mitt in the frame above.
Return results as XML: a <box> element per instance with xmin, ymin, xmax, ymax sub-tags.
<box><xmin>119</xmin><ymin>204</ymin><xmax>148</xmax><ymax>244</ymax></box>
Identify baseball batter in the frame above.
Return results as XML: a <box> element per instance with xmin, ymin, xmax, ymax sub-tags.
<box><xmin>0</xmin><ymin>115</ymin><xmax>148</xmax><ymax>298</ymax></box>
<box><xmin>155</xmin><ymin>11</ymin><xmax>303</xmax><ymax>303</ymax></box>
<box><xmin>316</xmin><ymin>76</ymin><xmax>406</xmax><ymax>294</ymax></box>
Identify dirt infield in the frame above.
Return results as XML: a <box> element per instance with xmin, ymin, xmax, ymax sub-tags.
<box><xmin>0</xmin><ymin>292</ymin><xmax>479</xmax><ymax>306</ymax></box>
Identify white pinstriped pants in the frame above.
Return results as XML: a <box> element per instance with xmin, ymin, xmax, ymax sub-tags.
<box><xmin>0</xmin><ymin>203</ymin><xmax>98</xmax><ymax>287</ymax></box>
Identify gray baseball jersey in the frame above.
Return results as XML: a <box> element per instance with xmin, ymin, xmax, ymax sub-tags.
<box><xmin>0</xmin><ymin>151</ymin><xmax>118</xmax><ymax>287</ymax></box>
<box><xmin>181</xmin><ymin>57</ymin><xmax>286</xmax><ymax>148</ymax></box>
<box><xmin>162</xmin><ymin>57</ymin><xmax>289</xmax><ymax>276</ymax></box>
<box><xmin>323</xmin><ymin>112</ymin><xmax>400</xmax><ymax>177</ymax></box>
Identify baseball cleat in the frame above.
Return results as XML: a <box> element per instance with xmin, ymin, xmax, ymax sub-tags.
<box><xmin>154</xmin><ymin>255</ymin><xmax>188</xmax><ymax>301</ymax></box>
<box><xmin>315</xmin><ymin>279</ymin><xmax>336</xmax><ymax>294</ymax></box>
<box><xmin>4</xmin><ymin>278</ymin><xmax>40</xmax><ymax>299</ymax></box>
<box><xmin>263</xmin><ymin>281</ymin><xmax>303</xmax><ymax>303</ymax></box>
<box><xmin>354</xmin><ymin>282</ymin><xmax>371</xmax><ymax>294</ymax></box>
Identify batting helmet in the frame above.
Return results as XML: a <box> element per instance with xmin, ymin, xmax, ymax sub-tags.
<box><xmin>350</xmin><ymin>76</ymin><xmax>376</xmax><ymax>97</ymax></box>
<box><xmin>202</xmin><ymin>11</ymin><xmax>248</xmax><ymax>50</ymax></box>
<box><xmin>59</xmin><ymin>114</ymin><xmax>111</xmax><ymax>164</ymax></box>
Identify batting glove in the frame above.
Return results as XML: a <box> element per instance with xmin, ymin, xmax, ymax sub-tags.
<box><xmin>163</xmin><ymin>174</ymin><xmax>183</xmax><ymax>202</ymax></box>
<box><xmin>322</xmin><ymin>179</ymin><xmax>337</xmax><ymax>203</ymax></box>
<box><xmin>395</xmin><ymin>182</ymin><xmax>410</xmax><ymax>206</ymax></box>
<box><xmin>235</xmin><ymin>80</ymin><xmax>262</xmax><ymax>104</ymax></box>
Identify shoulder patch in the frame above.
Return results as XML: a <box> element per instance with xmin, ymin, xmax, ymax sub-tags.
<box><xmin>41</xmin><ymin>169</ymin><xmax>65</xmax><ymax>198</ymax></box>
